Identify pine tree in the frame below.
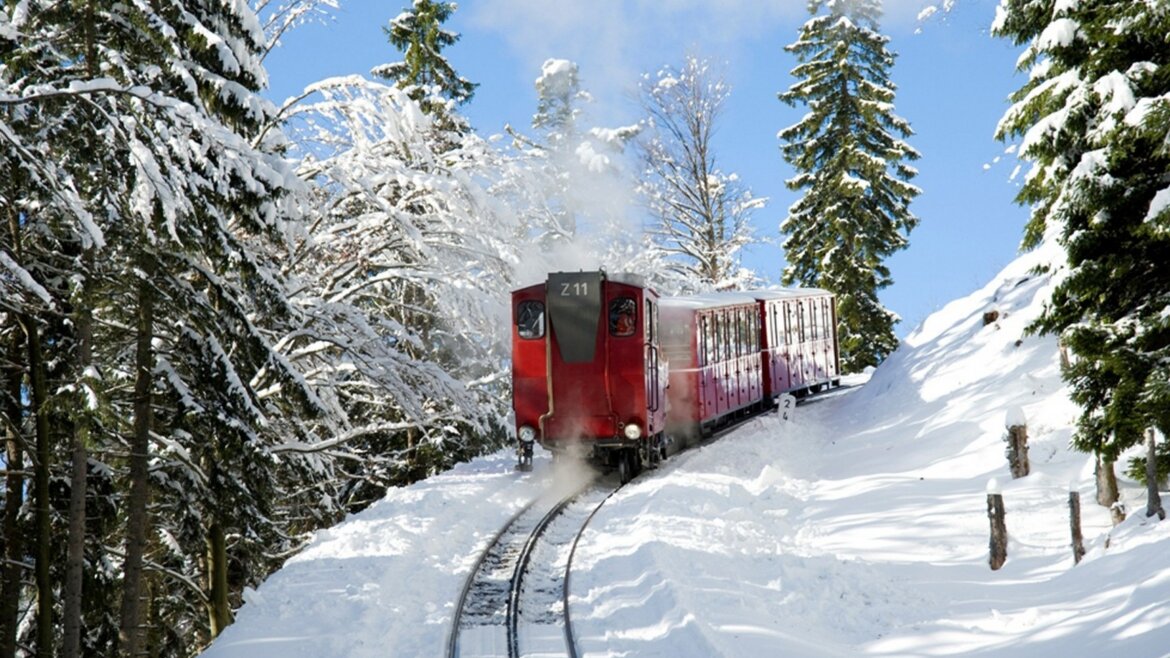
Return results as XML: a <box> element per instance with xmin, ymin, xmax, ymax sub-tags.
<box><xmin>506</xmin><ymin>59</ymin><xmax>640</xmax><ymax>256</ymax></box>
<box><xmin>994</xmin><ymin>1</ymin><xmax>1170</xmax><ymax>490</ymax></box>
<box><xmin>4</xmin><ymin>0</ymin><xmax>326</xmax><ymax>653</ymax></box>
<box><xmin>637</xmin><ymin>56</ymin><xmax>764</xmax><ymax>293</ymax></box>
<box><xmin>372</xmin><ymin>0</ymin><xmax>477</xmax><ymax>120</ymax></box>
<box><xmin>779</xmin><ymin>0</ymin><xmax>921</xmax><ymax>372</ymax></box>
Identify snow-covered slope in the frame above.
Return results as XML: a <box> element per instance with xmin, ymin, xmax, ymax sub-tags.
<box><xmin>203</xmin><ymin>247</ymin><xmax>1170</xmax><ymax>657</ymax></box>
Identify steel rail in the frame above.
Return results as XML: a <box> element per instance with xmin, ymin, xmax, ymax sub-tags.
<box><xmin>446</xmin><ymin>497</ymin><xmax>541</xmax><ymax>658</ymax></box>
<box><xmin>561</xmin><ymin>484</ymin><xmax>620</xmax><ymax>658</ymax></box>
<box><xmin>505</xmin><ymin>487</ymin><xmax>586</xmax><ymax>658</ymax></box>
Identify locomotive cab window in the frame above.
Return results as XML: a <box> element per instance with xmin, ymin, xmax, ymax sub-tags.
<box><xmin>516</xmin><ymin>300</ymin><xmax>545</xmax><ymax>339</ymax></box>
<box><xmin>609</xmin><ymin>297</ymin><xmax>636</xmax><ymax>337</ymax></box>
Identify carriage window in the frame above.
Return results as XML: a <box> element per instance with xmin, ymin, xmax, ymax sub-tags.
<box><xmin>736</xmin><ymin>309</ymin><xmax>747</xmax><ymax>356</ymax></box>
<box><xmin>771</xmin><ymin>305</ymin><xmax>779</xmax><ymax>346</ymax></box>
<box><xmin>744</xmin><ymin>310</ymin><xmax>752</xmax><ymax>354</ymax></box>
<box><xmin>700</xmin><ymin>316</ymin><xmax>708</xmax><ymax>365</ymax></box>
<box><xmin>717</xmin><ymin>313</ymin><xmax>727</xmax><ymax>361</ymax></box>
<box><xmin>516</xmin><ymin>300</ymin><xmax>545</xmax><ymax>339</ymax></box>
<box><xmin>732</xmin><ymin>310</ymin><xmax>741</xmax><ymax>357</ymax></box>
<box><xmin>748</xmin><ymin>309</ymin><xmax>758</xmax><ymax>353</ymax></box>
<box><xmin>785</xmin><ymin>304</ymin><xmax>795</xmax><ymax>344</ymax></box>
<box><xmin>609</xmin><ymin>297</ymin><xmax>636</xmax><ymax>337</ymax></box>
<box><xmin>645</xmin><ymin>299</ymin><xmax>655</xmax><ymax>342</ymax></box>
<box><xmin>720</xmin><ymin>311</ymin><xmax>730</xmax><ymax>358</ymax></box>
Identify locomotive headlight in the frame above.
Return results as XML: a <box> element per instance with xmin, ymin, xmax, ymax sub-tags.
<box><xmin>519</xmin><ymin>426</ymin><xmax>537</xmax><ymax>444</ymax></box>
<box><xmin>623</xmin><ymin>423</ymin><xmax>642</xmax><ymax>440</ymax></box>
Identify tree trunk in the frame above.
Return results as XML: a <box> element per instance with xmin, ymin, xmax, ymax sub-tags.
<box><xmin>21</xmin><ymin>313</ymin><xmax>55</xmax><ymax>657</ymax></box>
<box><xmin>65</xmin><ymin>11</ymin><xmax>99</xmax><ymax>653</ymax></box>
<box><xmin>62</xmin><ymin>420</ymin><xmax>89</xmax><ymax>658</ymax></box>
<box><xmin>120</xmin><ymin>257</ymin><xmax>156</xmax><ymax>656</ymax></box>
<box><xmin>207</xmin><ymin>521</ymin><xmax>233</xmax><ymax>638</ymax></box>
<box><xmin>1068</xmin><ymin>490</ymin><xmax>1086</xmax><ymax>565</ymax></box>
<box><xmin>1095</xmin><ymin>454</ymin><xmax>1120</xmax><ymax>508</ymax></box>
<box><xmin>1</xmin><ymin>331</ymin><xmax>25</xmax><ymax>658</ymax></box>
<box><xmin>1096</xmin><ymin>456</ymin><xmax>1127</xmax><ymax>525</ymax></box>
<box><xmin>1146</xmin><ymin>429</ymin><xmax>1165</xmax><ymax>520</ymax></box>
<box><xmin>63</xmin><ymin>260</ymin><xmax>95</xmax><ymax>658</ymax></box>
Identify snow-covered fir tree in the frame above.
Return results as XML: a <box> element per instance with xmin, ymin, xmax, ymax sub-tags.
<box><xmin>532</xmin><ymin>58</ymin><xmax>586</xmax><ymax>144</ymax></box>
<box><xmin>372</xmin><ymin>0</ymin><xmax>477</xmax><ymax>122</ymax></box>
<box><xmin>779</xmin><ymin>0</ymin><xmax>921</xmax><ymax>372</ymax></box>
<box><xmin>2</xmin><ymin>0</ymin><xmax>327</xmax><ymax>653</ymax></box>
<box><xmin>506</xmin><ymin>59</ymin><xmax>641</xmax><ymax>270</ymax></box>
<box><xmin>507</xmin><ymin>59</ymin><xmax>591</xmax><ymax>249</ymax></box>
<box><xmin>637</xmin><ymin>56</ymin><xmax>764</xmax><ymax>294</ymax></box>
<box><xmin>993</xmin><ymin>0</ymin><xmax>1170</xmax><ymax>497</ymax></box>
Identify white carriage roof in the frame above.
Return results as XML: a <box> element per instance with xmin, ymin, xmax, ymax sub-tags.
<box><xmin>659</xmin><ymin>292</ymin><xmax>760</xmax><ymax>310</ymax></box>
<box><xmin>660</xmin><ymin>287</ymin><xmax>831</xmax><ymax>310</ymax></box>
<box><xmin>744</xmin><ymin>287</ymin><xmax>832</xmax><ymax>300</ymax></box>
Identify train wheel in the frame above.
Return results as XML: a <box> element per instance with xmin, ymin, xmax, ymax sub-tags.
<box><xmin>617</xmin><ymin>450</ymin><xmax>632</xmax><ymax>485</ymax></box>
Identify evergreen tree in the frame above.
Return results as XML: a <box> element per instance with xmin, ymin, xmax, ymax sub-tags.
<box><xmin>3</xmin><ymin>0</ymin><xmax>325</xmax><ymax>653</ymax></box>
<box><xmin>532</xmin><ymin>58</ymin><xmax>585</xmax><ymax>140</ymax></box>
<box><xmin>994</xmin><ymin>1</ymin><xmax>1170</xmax><ymax>488</ymax></box>
<box><xmin>779</xmin><ymin>0</ymin><xmax>921</xmax><ymax>372</ymax></box>
<box><xmin>637</xmin><ymin>56</ymin><xmax>763</xmax><ymax>293</ymax></box>
<box><xmin>372</xmin><ymin>0</ymin><xmax>477</xmax><ymax>120</ymax></box>
<box><xmin>507</xmin><ymin>59</ymin><xmax>640</xmax><ymax>258</ymax></box>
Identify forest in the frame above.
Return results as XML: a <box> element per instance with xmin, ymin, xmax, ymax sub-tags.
<box><xmin>2</xmin><ymin>0</ymin><xmax>1168</xmax><ymax>655</ymax></box>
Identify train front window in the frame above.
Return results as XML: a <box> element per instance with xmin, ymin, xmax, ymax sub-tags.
<box><xmin>609</xmin><ymin>297</ymin><xmax>637</xmax><ymax>337</ymax></box>
<box><xmin>516</xmin><ymin>300</ymin><xmax>545</xmax><ymax>339</ymax></box>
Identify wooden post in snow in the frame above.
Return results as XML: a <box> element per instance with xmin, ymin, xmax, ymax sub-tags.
<box><xmin>1068</xmin><ymin>487</ymin><xmax>1086</xmax><ymax>565</ymax></box>
<box><xmin>987</xmin><ymin>479</ymin><xmax>1008</xmax><ymax>571</ymax></box>
<box><xmin>1004</xmin><ymin>407</ymin><xmax>1030</xmax><ymax>479</ymax></box>
<box><xmin>1146</xmin><ymin>428</ymin><xmax>1165</xmax><ymax>521</ymax></box>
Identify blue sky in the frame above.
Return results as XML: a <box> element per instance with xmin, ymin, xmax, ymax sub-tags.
<box><xmin>264</xmin><ymin>0</ymin><xmax>1031</xmax><ymax>336</ymax></box>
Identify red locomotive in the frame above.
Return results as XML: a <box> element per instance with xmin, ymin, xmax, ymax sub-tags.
<box><xmin>510</xmin><ymin>271</ymin><xmax>839</xmax><ymax>482</ymax></box>
<box><xmin>511</xmin><ymin>271</ymin><xmax>667</xmax><ymax>483</ymax></box>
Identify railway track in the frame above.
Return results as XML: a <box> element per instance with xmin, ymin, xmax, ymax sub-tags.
<box><xmin>447</xmin><ymin>474</ymin><xmax>619</xmax><ymax>658</ymax></box>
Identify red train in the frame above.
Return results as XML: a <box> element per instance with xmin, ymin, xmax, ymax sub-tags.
<box><xmin>510</xmin><ymin>271</ymin><xmax>839</xmax><ymax>482</ymax></box>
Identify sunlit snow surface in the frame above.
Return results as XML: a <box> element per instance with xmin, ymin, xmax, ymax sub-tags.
<box><xmin>204</xmin><ymin>245</ymin><xmax>1170</xmax><ymax>657</ymax></box>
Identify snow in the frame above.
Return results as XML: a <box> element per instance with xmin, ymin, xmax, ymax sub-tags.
<box><xmin>574</xmin><ymin>140</ymin><xmax>611</xmax><ymax>173</ymax></box>
<box><xmin>203</xmin><ymin>247</ymin><xmax>1170</xmax><ymax>657</ymax></box>
<box><xmin>1038</xmin><ymin>18</ymin><xmax>1081</xmax><ymax>50</ymax></box>
<box><xmin>1005</xmin><ymin>405</ymin><xmax>1027</xmax><ymax>429</ymax></box>
<box><xmin>0</xmin><ymin>250</ymin><xmax>55</xmax><ymax>308</ymax></box>
<box><xmin>1147</xmin><ymin>186</ymin><xmax>1170</xmax><ymax>223</ymax></box>
<box><xmin>536</xmin><ymin>59</ymin><xmax>576</xmax><ymax>97</ymax></box>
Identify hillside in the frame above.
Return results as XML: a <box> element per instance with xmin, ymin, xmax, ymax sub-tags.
<box><xmin>203</xmin><ymin>246</ymin><xmax>1170</xmax><ymax>657</ymax></box>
